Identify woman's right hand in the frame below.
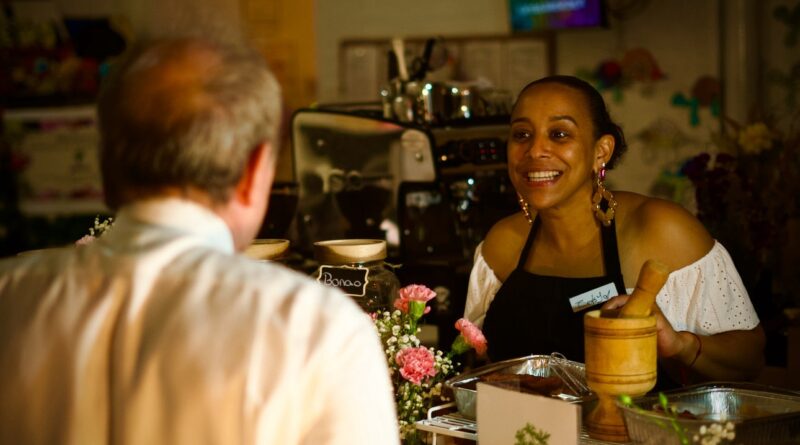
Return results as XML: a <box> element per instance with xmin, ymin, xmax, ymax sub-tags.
<box><xmin>601</xmin><ymin>295</ymin><xmax>698</xmax><ymax>363</ymax></box>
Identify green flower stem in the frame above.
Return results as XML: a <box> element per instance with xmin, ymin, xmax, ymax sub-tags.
<box><xmin>407</xmin><ymin>300</ymin><xmax>425</xmax><ymax>334</ymax></box>
<box><xmin>619</xmin><ymin>393</ymin><xmax>690</xmax><ymax>444</ymax></box>
<box><xmin>658</xmin><ymin>393</ymin><xmax>690</xmax><ymax>444</ymax></box>
<box><xmin>450</xmin><ymin>335</ymin><xmax>470</xmax><ymax>357</ymax></box>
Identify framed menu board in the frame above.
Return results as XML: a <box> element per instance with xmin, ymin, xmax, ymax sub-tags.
<box><xmin>3</xmin><ymin>105</ymin><xmax>107</xmax><ymax>216</ymax></box>
<box><xmin>339</xmin><ymin>33</ymin><xmax>555</xmax><ymax>103</ymax></box>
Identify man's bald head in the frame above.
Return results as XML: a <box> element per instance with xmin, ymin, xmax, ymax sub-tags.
<box><xmin>98</xmin><ymin>38</ymin><xmax>281</xmax><ymax>209</ymax></box>
<box><xmin>120</xmin><ymin>40</ymin><xmax>221</xmax><ymax>128</ymax></box>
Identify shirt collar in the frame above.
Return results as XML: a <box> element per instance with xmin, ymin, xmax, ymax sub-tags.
<box><xmin>112</xmin><ymin>197</ymin><xmax>235</xmax><ymax>254</ymax></box>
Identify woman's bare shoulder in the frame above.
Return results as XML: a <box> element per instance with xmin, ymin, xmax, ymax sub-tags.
<box><xmin>616</xmin><ymin>191</ymin><xmax>714</xmax><ymax>271</ymax></box>
<box><xmin>481</xmin><ymin>211</ymin><xmax>531</xmax><ymax>282</ymax></box>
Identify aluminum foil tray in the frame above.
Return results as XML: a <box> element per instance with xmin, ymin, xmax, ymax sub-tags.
<box><xmin>445</xmin><ymin>354</ymin><xmax>591</xmax><ymax>420</ymax></box>
<box><xmin>618</xmin><ymin>382</ymin><xmax>800</xmax><ymax>445</ymax></box>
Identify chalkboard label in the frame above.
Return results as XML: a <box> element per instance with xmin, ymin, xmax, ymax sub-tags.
<box><xmin>318</xmin><ymin>265</ymin><xmax>369</xmax><ymax>297</ymax></box>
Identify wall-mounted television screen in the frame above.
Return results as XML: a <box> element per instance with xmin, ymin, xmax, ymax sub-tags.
<box><xmin>509</xmin><ymin>0</ymin><xmax>607</xmax><ymax>32</ymax></box>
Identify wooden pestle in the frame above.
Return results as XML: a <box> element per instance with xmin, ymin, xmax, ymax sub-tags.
<box><xmin>614</xmin><ymin>259</ymin><xmax>670</xmax><ymax>318</ymax></box>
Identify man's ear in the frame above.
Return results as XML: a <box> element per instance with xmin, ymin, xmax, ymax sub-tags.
<box><xmin>234</xmin><ymin>142</ymin><xmax>273</xmax><ymax>205</ymax></box>
<box><xmin>594</xmin><ymin>134</ymin><xmax>615</xmax><ymax>169</ymax></box>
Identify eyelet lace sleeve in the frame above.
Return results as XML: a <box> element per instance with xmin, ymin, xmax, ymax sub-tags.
<box><xmin>464</xmin><ymin>242</ymin><xmax>503</xmax><ymax>328</ymax></box>
<box><xmin>656</xmin><ymin>240</ymin><xmax>760</xmax><ymax>335</ymax></box>
<box><xmin>464</xmin><ymin>240</ymin><xmax>760</xmax><ymax>335</ymax></box>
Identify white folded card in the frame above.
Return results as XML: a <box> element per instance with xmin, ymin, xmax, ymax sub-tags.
<box><xmin>477</xmin><ymin>382</ymin><xmax>580</xmax><ymax>444</ymax></box>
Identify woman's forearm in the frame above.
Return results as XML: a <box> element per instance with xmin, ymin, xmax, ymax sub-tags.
<box><xmin>670</xmin><ymin>325</ymin><xmax>766</xmax><ymax>381</ymax></box>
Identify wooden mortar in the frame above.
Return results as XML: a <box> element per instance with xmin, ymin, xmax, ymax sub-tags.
<box><xmin>583</xmin><ymin>260</ymin><xmax>669</xmax><ymax>442</ymax></box>
<box><xmin>584</xmin><ymin>311</ymin><xmax>657</xmax><ymax>442</ymax></box>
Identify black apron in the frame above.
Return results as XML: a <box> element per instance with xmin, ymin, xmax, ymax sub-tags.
<box><xmin>482</xmin><ymin>216</ymin><xmax>626</xmax><ymax>363</ymax></box>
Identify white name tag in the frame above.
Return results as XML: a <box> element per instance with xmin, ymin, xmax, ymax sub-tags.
<box><xmin>569</xmin><ymin>282</ymin><xmax>619</xmax><ymax>312</ymax></box>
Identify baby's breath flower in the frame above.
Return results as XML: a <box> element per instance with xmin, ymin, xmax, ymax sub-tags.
<box><xmin>372</xmin><ymin>284</ymin><xmax>486</xmax><ymax>438</ymax></box>
<box><xmin>77</xmin><ymin>215</ymin><xmax>115</xmax><ymax>245</ymax></box>
<box><xmin>694</xmin><ymin>420</ymin><xmax>736</xmax><ymax>444</ymax></box>
<box><xmin>88</xmin><ymin>216</ymin><xmax>115</xmax><ymax>237</ymax></box>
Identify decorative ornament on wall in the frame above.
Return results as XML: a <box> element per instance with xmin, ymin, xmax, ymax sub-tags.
<box><xmin>637</xmin><ymin>118</ymin><xmax>700</xmax><ymax>206</ymax></box>
<box><xmin>636</xmin><ymin>117</ymin><xmax>699</xmax><ymax>161</ymax></box>
<box><xmin>576</xmin><ymin>47</ymin><xmax>665</xmax><ymax>103</ymax></box>
<box><xmin>774</xmin><ymin>2</ymin><xmax>800</xmax><ymax>47</ymax></box>
<box><xmin>620</xmin><ymin>48</ymin><xmax>665</xmax><ymax>83</ymax></box>
<box><xmin>649</xmin><ymin>162</ymin><xmax>694</xmax><ymax>209</ymax></box>
<box><xmin>671</xmin><ymin>75</ymin><xmax>720</xmax><ymax>127</ymax></box>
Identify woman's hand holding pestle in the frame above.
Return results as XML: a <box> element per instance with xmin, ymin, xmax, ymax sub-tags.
<box><xmin>618</xmin><ymin>259</ymin><xmax>670</xmax><ymax>318</ymax></box>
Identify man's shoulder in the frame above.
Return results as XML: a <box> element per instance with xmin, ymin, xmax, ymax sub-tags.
<box><xmin>189</xmin><ymin>249</ymin><xmax>304</xmax><ymax>290</ymax></box>
<box><xmin>197</xmin><ymin>251</ymin><xmax>365</xmax><ymax>320</ymax></box>
<box><xmin>0</xmin><ymin>247</ymin><xmax>74</xmax><ymax>279</ymax></box>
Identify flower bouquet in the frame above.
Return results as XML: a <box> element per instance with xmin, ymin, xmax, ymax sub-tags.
<box><xmin>682</xmin><ymin>114</ymin><xmax>800</xmax><ymax>300</ymax></box>
<box><xmin>372</xmin><ymin>284</ymin><xmax>487</xmax><ymax>443</ymax></box>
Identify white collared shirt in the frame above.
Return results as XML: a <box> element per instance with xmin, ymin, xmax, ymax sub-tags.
<box><xmin>0</xmin><ymin>198</ymin><xmax>399</xmax><ymax>445</ymax></box>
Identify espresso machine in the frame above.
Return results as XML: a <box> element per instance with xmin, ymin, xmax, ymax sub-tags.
<box><xmin>292</xmin><ymin>110</ymin><xmax>511</xmax><ymax>243</ymax></box>
<box><xmin>287</xmin><ymin>101</ymin><xmax>517</xmax><ymax>347</ymax></box>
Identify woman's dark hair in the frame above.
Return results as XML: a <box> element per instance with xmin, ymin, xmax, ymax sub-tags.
<box><xmin>516</xmin><ymin>75</ymin><xmax>628</xmax><ymax>169</ymax></box>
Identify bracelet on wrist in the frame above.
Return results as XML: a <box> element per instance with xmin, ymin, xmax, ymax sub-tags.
<box><xmin>679</xmin><ymin>331</ymin><xmax>703</xmax><ymax>386</ymax></box>
<box><xmin>686</xmin><ymin>331</ymin><xmax>702</xmax><ymax>369</ymax></box>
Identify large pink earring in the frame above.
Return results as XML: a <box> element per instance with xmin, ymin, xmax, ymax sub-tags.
<box><xmin>592</xmin><ymin>163</ymin><xmax>617</xmax><ymax>226</ymax></box>
<box><xmin>517</xmin><ymin>193</ymin><xmax>533</xmax><ymax>225</ymax></box>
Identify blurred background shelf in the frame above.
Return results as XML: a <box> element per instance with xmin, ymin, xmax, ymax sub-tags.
<box><xmin>19</xmin><ymin>199</ymin><xmax>108</xmax><ymax>217</ymax></box>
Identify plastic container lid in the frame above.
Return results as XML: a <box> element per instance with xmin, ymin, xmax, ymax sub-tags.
<box><xmin>313</xmin><ymin>239</ymin><xmax>387</xmax><ymax>264</ymax></box>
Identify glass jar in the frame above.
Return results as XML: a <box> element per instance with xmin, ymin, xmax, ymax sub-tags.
<box><xmin>313</xmin><ymin>239</ymin><xmax>399</xmax><ymax>314</ymax></box>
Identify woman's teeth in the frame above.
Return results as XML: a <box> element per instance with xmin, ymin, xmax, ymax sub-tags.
<box><xmin>526</xmin><ymin>171</ymin><xmax>561</xmax><ymax>182</ymax></box>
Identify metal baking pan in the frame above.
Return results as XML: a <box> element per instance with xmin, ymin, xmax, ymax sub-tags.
<box><xmin>618</xmin><ymin>382</ymin><xmax>800</xmax><ymax>444</ymax></box>
<box><xmin>445</xmin><ymin>354</ymin><xmax>592</xmax><ymax>419</ymax></box>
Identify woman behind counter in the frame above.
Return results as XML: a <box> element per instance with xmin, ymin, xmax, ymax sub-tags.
<box><xmin>465</xmin><ymin>75</ymin><xmax>765</xmax><ymax>386</ymax></box>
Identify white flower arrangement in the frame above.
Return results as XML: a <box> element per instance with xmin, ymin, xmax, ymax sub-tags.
<box><xmin>76</xmin><ymin>215</ymin><xmax>114</xmax><ymax>245</ymax></box>
<box><xmin>372</xmin><ymin>284</ymin><xmax>487</xmax><ymax>443</ymax></box>
<box><xmin>373</xmin><ymin>309</ymin><xmax>456</xmax><ymax>440</ymax></box>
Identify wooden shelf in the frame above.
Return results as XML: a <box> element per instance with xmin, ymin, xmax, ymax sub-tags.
<box><xmin>19</xmin><ymin>199</ymin><xmax>108</xmax><ymax>217</ymax></box>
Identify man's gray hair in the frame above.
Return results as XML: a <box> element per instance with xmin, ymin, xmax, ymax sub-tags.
<box><xmin>97</xmin><ymin>38</ymin><xmax>282</xmax><ymax>209</ymax></box>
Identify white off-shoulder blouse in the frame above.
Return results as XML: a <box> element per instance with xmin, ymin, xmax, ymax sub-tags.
<box><xmin>465</xmin><ymin>240</ymin><xmax>760</xmax><ymax>334</ymax></box>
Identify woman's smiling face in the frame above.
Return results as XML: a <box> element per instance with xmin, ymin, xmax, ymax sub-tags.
<box><xmin>508</xmin><ymin>82</ymin><xmax>606</xmax><ymax>213</ymax></box>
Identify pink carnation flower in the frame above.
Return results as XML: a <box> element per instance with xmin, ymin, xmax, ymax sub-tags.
<box><xmin>455</xmin><ymin>318</ymin><xmax>488</xmax><ymax>356</ymax></box>
<box><xmin>395</xmin><ymin>346</ymin><xmax>436</xmax><ymax>385</ymax></box>
<box><xmin>394</xmin><ymin>284</ymin><xmax>436</xmax><ymax>314</ymax></box>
